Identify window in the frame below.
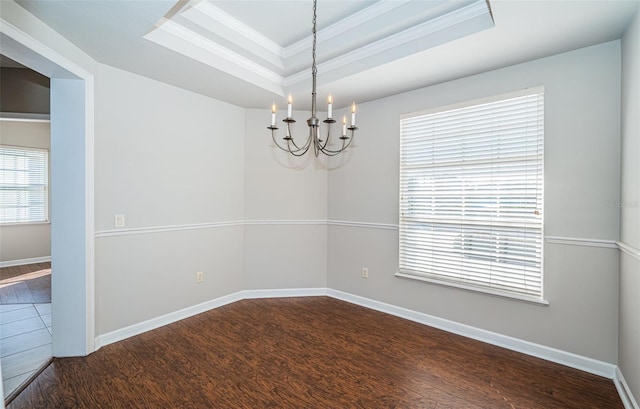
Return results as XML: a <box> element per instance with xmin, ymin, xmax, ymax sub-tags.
<box><xmin>398</xmin><ymin>88</ymin><xmax>544</xmax><ymax>302</ymax></box>
<box><xmin>0</xmin><ymin>145</ymin><xmax>49</xmax><ymax>224</ymax></box>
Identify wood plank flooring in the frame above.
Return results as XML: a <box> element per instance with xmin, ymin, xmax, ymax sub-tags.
<box><xmin>8</xmin><ymin>297</ymin><xmax>623</xmax><ymax>408</ymax></box>
<box><xmin>0</xmin><ymin>263</ymin><xmax>51</xmax><ymax>305</ymax></box>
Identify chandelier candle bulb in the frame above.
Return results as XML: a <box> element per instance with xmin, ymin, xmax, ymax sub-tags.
<box><xmin>287</xmin><ymin>95</ymin><xmax>293</xmax><ymax>118</ymax></box>
<box><xmin>271</xmin><ymin>102</ymin><xmax>276</xmax><ymax>126</ymax></box>
<box><xmin>351</xmin><ymin>102</ymin><xmax>356</xmax><ymax>126</ymax></box>
<box><xmin>327</xmin><ymin>95</ymin><xmax>333</xmax><ymax>118</ymax></box>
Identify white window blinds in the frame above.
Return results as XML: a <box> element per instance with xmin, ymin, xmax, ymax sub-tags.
<box><xmin>399</xmin><ymin>89</ymin><xmax>544</xmax><ymax>300</ymax></box>
<box><xmin>0</xmin><ymin>145</ymin><xmax>49</xmax><ymax>224</ymax></box>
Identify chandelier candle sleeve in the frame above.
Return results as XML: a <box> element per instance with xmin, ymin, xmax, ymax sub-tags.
<box><xmin>287</xmin><ymin>95</ymin><xmax>293</xmax><ymax>118</ymax></box>
<box><xmin>271</xmin><ymin>103</ymin><xmax>276</xmax><ymax>126</ymax></box>
<box><xmin>342</xmin><ymin>115</ymin><xmax>347</xmax><ymax>136</ymax></box>
<box><xmin>351</xmin><ymin>102</ymin><xmax>356</xmax><ymax>126</ymax></box>
<box><xmin>328</xmin><ymin>95</ymin><xmax>333</xmax><ymax>119</ymax></box>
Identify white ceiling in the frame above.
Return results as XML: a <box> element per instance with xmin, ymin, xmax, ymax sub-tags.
<box><xmin>11</xmin><ymin>0</ymin><xmax>640</xmax><ymax>110</ymax></box>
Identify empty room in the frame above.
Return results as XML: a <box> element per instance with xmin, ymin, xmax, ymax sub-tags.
<box><xmin>0</xmin><ymin>0</ymin><xmax>638</xmax><ymax>408</ymax></box>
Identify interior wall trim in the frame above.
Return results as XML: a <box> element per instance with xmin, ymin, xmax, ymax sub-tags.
<box><xmin>94</xmin><ymin>221</ymin><xmax>245</xmax><ymax>238</ymax></box>
<box><xmin>545</xmin><ymin>235</ymin><xmax>619</xmax><ymax>249</ymax></box>
<box><xmin>96</xmin><ymin>222</ymin><xmax>631</xmax><ymax>245</ymax></box>
<box><xmin>244</xmin><ymin>220</ymin><xmax>327</xmax><ymax>226</ymax></box>
<box><xmin>327</xmin><ymin>220</ymin><xmax>398</xmax><ymax>230</ymax></box>
<box><xmin>617</xmin><ymin>241</ymin><xmax>640</xmax><ymax>262</ymax></box>
<box><xmin>95</xmin><ymin>219</ymin><xmax>398</xmax><ymax>238</ymax></box>
<box><xmin>0</xmin><ymin>256</ymin><xmax>51</xmax><ymax>268</ymax></box>
<box><xmin>94</xmin><ymin>287</ymin><xmax>617</xmax><ymax>381</ymax></box>
<box><xmin>615</xmin><ymin>367</ymin><xmax>640</xmax><ymax>409</ymax></box>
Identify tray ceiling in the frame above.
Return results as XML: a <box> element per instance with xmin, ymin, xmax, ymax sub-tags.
<box><xmin>145</xmin><ymin>0</ymin><xmax>494</xmax><ymax>96</ymax></box>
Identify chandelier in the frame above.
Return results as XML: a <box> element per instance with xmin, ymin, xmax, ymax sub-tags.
<box><xmin>267</xmin><ymin>0</ymin><xmax>358</xmax><ymax>157</ymax></box>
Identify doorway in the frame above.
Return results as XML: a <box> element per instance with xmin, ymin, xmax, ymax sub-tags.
<box><xmin>0</xmin><ymin>11</ymin><xmax>95</xmax><ymax>404</ymax></box>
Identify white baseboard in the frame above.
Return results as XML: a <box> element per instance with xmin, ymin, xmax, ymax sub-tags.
<box><xmin>326</xmin><ymin>289</ymin><xmax>617</xmax><ymax>379</ymax></box>
<box><xmin>242</xmin><ymin>288</ymin><xmax>328</xmax><ymax>299</ymax></box>
<box><xmin>95</xmin><ymin>287</ymin><xmax>617</xmax><ymax>382</ymax></box>
<box><xmin>0</xmin><ymin>256</ymin><xmax>51</xmax><ymax>268</ymax></box>
<box><xmin>94</xmin><ymin>288</ymin><xmax>327</xmax><ymax>350</ymax></box>
<box><xmin>615</xmin><ymin>367</ymin><xmax>640</xmax><ymax>409</ymax></box>
<box><xmin>94</xmin><ymin>291</ymin><xmax>244</xmax><ymax>350</ymax></box>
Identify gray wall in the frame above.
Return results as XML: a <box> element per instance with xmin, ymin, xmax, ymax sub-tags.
<box><xmin>619</xmin><ymin>7</ymin><xmax>640</xmax><ymax>403</ymax></box>
<box><xmin>243</xmin><ymin>109</ymin><xmax>328</xmax><ymax>291</ymax></box>
<box><xmin>0</xmin><ymin>120</ymin><xmax>51</xmax><ymax>263</ymax></box>
<box><xmin>94</xmin><ymin>64</ymin><xmax>245</xmax><ymax>334</ymax></box>
<box><xmin>327</xmin><ymin>41</ymin><xmax>622</xmax><ymax>364</ymax></box>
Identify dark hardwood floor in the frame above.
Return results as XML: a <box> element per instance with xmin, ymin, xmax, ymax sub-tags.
<box><xmin>0</xmin><ymin>263</ymin><xmax>51</xmax><ymax>305</ymax></box>
<box><xmin>8</xmin><ymin>297</ymin><xmax>622</xmax><ymax>408</ymax></box>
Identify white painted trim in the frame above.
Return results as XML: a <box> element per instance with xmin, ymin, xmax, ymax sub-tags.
<box><xmin>94</xmin><ymin>288</ymin><xmax>326</xmax><ymax>350</ymax></box>
<box><xmin>0</xmin><ymin>256</ymin><xmax>51</xmax><ymax>268</ymax></box>
<box><xmin>618</xmin><ymin>241</ymin><xmax>640</xmax><ymax>262</ymax></box>
<box><xmin>94</xmin><ymin>291</ymin><xmax>245</xmax><ymax>350</ymax></box>
<box><xmin>95</xmin><ymin>287</ymin><xmax>618</xmax><ymax>382</ymax></box>
<box><xmin>94</xmin><ymin>219</ymin><xmax>401</xmax><ymax>238</ymax></box>
<box><xmin>395</xmin><ymin>271</ymin><xmax>549</xmax><ymax>305</ymax></box>
<box><xmin>327</xmin><ymin>220</ymin><xmax>398</xmax><ymax>230</ymax></box>
<box><xmin>143</xmin><ymin>20</ymin><xmax>284</xmax><ymax>96</ymax></box>
<box><xmin>242</xmin><ymin>288</ymin><xmax>328</xmax><ymax>299</ymax></box>
<box><xmin>283</xmin><ymin>0</ymin><xmax>412</xmax><ymax>58</ymax></box>
<box><xmin>190</xmin><ymin>1</ymin><xmax>283</xmax><ymax>58</ymax></box>
<box><xmin>156</xmin><ymin>21</ymin><xmax>283</xmax><ymax>85</ymax></box>
<box><xmin>327</xmin><ymin>289</ymin><xmax>617</xmax><ymax>379</ymax></box>
<box><xmin>243</xmin><ymin>219</ymin><xmax>326</xmax><ymax>227</ymax></box>
<box><xmin>545</xmin><ymin>236</ymin><xmax>619</xmax><ymax>249</ymax></box>
<box><xmin>0</xmin><ymin>112</ymin><xmax>50</xmax><ymax>122</ymax></box>
<box><xmin>284</xmin><ymin>0</ymin><xmax>492</xmax><ymax>87</ymax></box>
<box><xmin>84</xmin><ymin>75</ymin><xmax>96</xmax><ymax>355</ymax></box>
<box><xmin>95</xmin><ymin>220</ymin><xmax>244</xmax><ymax>238</ymax></box>
<box><xmin>615</xmin><ymin>367</ymin><xmax>640</xmax><ymax>409</ymax></box>
<box><xmin>1</xmin><ymin>16</ymin><xmax>97</xmax><ymax>356</ymax></box>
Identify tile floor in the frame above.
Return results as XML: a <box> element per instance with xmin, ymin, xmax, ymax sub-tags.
<box><xmin>0</xmin><ymin>303</ymin><xmax>52</xmax><ymax>398</ymax></box>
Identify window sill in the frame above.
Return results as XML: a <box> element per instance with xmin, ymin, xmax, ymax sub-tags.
<box><xmin>0</xmin><ymin>221</ymin><xmax>51</xmax><ymax>227</ymax></box>
<box><xmin>395</xmin><ymin>272</ymin><xmax>549</xmax><ymax>306</ymax></box>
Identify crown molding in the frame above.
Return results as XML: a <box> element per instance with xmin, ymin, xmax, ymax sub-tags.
<box><xmin>144</xmin><ymin>19</ymin><xmax>285</xmax><ymax>95</ymax></box>
<box><xmin>284</xmin><ymin>0</ymin><xmax>493</xmax><ymax>87</ymax></box>
<box><xmin>282</xmin><ymin>0</ymin><xmax>412</xmax><ymax>59</ymax></box>
<box><xmin>145</xmin><ymin>0</ymin><xmax>493</xmax><ymax>96</ymax></box>
<box><xmin>192</xmin><ymin>1</ymin><xmax>284</xmax><ymax>58</ymax></box>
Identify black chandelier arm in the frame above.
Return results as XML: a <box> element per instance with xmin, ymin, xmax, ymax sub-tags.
<box><xmin>268</xmin><ymin>124</ymin><xmax>314</xmax><ymax>156</ymax></box>
<box><xmin>286</xmin><ymin>132</ymin><xmax>311</xmax><ymax>156</ymax></box>
<box><xmin>317</xmin><ymin>128</ymin><xmax>356</xmax><ymax>156</ymax></box>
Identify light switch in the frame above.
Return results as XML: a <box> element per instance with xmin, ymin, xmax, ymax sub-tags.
<box><xmin>114</xmin><ymin>214</ymin><xmax>126</xmax><ymax>227</ymax></box>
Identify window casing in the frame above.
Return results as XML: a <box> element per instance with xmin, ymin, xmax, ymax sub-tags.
<box><xmin>398</xmin><ymin>88</ymin><xmax>544</xmax><ymax>302</ymax></box>
<box><xmin>0</xmin><ymin>145</ymin><xmax>49</xmax><ymax>224</ymax></box>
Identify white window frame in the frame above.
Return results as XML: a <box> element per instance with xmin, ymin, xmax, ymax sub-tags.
<box><xmin>397</xmin><ymin>88</ymin><xmax>546</xmax><ymax>304</ymax></box>
<box><xmin>0</xmin><ymin>144</ymin><xmax>50</xmax><ymax>225</ymax></box>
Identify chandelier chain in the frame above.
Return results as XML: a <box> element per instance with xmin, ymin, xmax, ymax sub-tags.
<box><xmin>311</xmin><ymin>0</ymin><xmax>318</xmax><ymax>117</ymax></box>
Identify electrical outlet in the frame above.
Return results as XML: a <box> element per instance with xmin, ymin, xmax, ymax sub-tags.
<box><xmin>196</xmin><ymin>271</ymin><xmax>204</xmax><ymax>283</ymax></box>
<box><xmin>362</xmin><ymin>267</ymin><xmax>369</xmax><ymax>278</ymax></box>
<box><xmin>114</xmin><ymin>214</ymin><xmax>126</xmax><ymax>228</ymax></box>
